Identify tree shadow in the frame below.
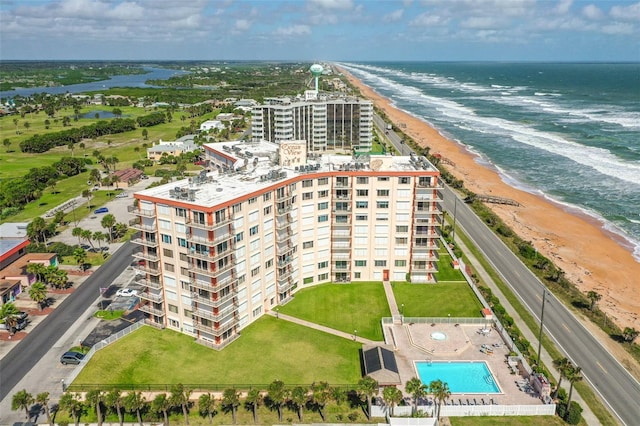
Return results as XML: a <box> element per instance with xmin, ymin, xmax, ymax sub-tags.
<box><xmin>571</xmin><ymin>300</ymin><xmax>590</xmax><ymax>310</ymax></box>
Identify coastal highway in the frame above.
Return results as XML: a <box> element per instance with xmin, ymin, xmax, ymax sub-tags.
<box><xmin>377</xmin><ymin>113</ymin><xmax>640</xmax><ymax>423</ymax></box>
<box><xmin>0</xmin><ymin>242</ymin><xmax>134</xmax><ymax>401</ymax></box>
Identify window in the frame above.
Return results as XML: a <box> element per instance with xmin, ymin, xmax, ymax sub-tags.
<box><xmin>303</xmin><ymin>192</ymin><xmax>313</xmax><ymax>200</ymax></box>
<box><xmin>179</xmin><ymin>253</ymin><xmax>189</xmax><ymax>262</ymax></box>
<box><xmin>355</xmin><ymin>260</ymin><xmax>367</xmax><ymax>267</ymax></box>
<box><xmin>318</xmin><ymin>202</ymin><xmax>328</xmax><ymax>210</ymax></box>
<box><xmin>236</xmin><ymin>232</ymin><xmax>244</xmax><ymax>242</ymax></box>
<box><xmin>184</xmin><ymin>308</ymin><xmax>192</xmax><ymax>317</ymax></box>
<box><xmin>164</xmin><ymin>262</ymin><xmax>174</xmax><ymax>272</ymax></box>
<box><xmin>377</xmin><ymin>189</ymin><xmax>389</xmax><ymax>196</ymax></box>
<box><xmin>318</xmin><ymin>261</ymin><xmax>328</xmax><ymax>269</ymax></box>
<box><xmin>238</xmin><ymin>274</ymin><xmax>246</xmax><ymax>285</ymax></box>
<box><xmin>168</xmin><ymin>304</ymin><xmax>178</xmax><ymax>313</ymax></box>
<box><xmin>263</xmin><ymin>192</ymin><xmax>271</xmax><ymax>201</ymax></box>
<box><xmin>163</xmin><ymin>248</ymin><xmax>173</xmax><ymax>258</ymax></box>
<box><xmin>248</xmin><ymin>197</ymin><xmax>257</xmax><ymax>204</ymax></box>
<box><xmin>169</xmin><ymin>319</ymin><xmax>179</xmax><ymax>328</ymax></box>
<box><xmin>398</xmin><ymin>177</ymin><xmax>410</xmax><ymax>184</ymax></box>
<box><xmin>318</xmin><ymin>273</ymin><xmax>329</xmax><ymax>281</ymax></box>
<box><xmin>318</xmin><ymin>190</ymin><xmax>328</xmax><ymax>198</ymax></box>
<box><xmin>302</xmin><ymin>179</ymin><xmax>313</xmax><ymax>188</ymax></box>
<box><xmin>376</xmin><ymin>201</ymin><xmax>389</xmax><ymax>209</ymax></box>
<box><xmin>396</xmin><ymin>237</ymin><xmax>408</xmax><ymax>245</ymax></box>
<box><xmin>376</xmin><ymin>213</ymin><xmax>389</xmax><ymax>221</ymax></box>
<box><xmin>395</xmin><ymin>260</ymin><xmax>407</xmax><ymax>267</ymax></box>
<box><xmin>176</xmin><ymin>208</ymin><xmax>187</xmax><ymax>217</ymax></box>
<box><xmin>251</xmin><ymin>266</ymin><xmax>260</xmax><ymax>277</ymax></box>
<box><xmin>252</xmin><ymin>307</ymin><xmax>262</xmax><ymax>317</ymax></box>
<box><xmin>318</xmin><ymin>215</ymin><xmax>328</xmax><ymax>222</ymax></box>
<box><xmin>377</xmin><ymin>177</ymin><xmax>389</xmax><ymax>182</ymax></box>
<box><xmin>356</xmin><ymin>201</ymin><xmax>368</xmax><ymax>209</ymax></box>
<box><xmin>233</xmin><ymin>203</ymin><xmax>242</xmax><ymax>213</ymax></box>
<box><xmin>264</xmin><ymin>206</ymin><xmax>272</xmax><ymax>215</ymax></box>
<box><xmin>177</xmin><ymin>237</ymin><xmax>187</xmax><ymax>247</ymax></box>
<box><xmin>250</xmin><ymin>225</ymin><xmax>259</xmax><ymax>236</ymax></box>
<box><xmin>396</xmin><ymin>225</ymin><xmax>409</xmax><ymax>233</ymax></box>
<box><xmin>161</xmin><ymin>234</ymin><xmax>172</xmax><ymax>244</ymax></box>
<box><xmin>354</xmin><ymin>272</ymin><xmax>361</xmax><ymax>279</ymax></box>
<box><xmin>303</xmin><ymin>277</ymin><xmax>313</xmax><ymax>284</ymax></box>
<box><xmin>374</xmin><ymin>260</ymin><xmax>387</xmax><ymax>267</ymax></box>
<box><xmin>265</xmin><ymin>259</ymin><xmax>273</xmax><ymax>268</ymax></box>
<box><xmin>356</xmin><ymin>189</ymin><xmax>369</xmax><ymax>197</ymax></box>
<box><xmin>356</xmin><ymin>215</ymin><xmax>368</xmax><ymax>221</ymax></box>
<box><xmin>356</xmin><ymin>177</ymin><xmax>369</xmax><ymax>184</ymax></box>
<box><xmin>318</xmin><ymin>177</ymin><xmax>328</xmax><ymax>185</ymax></box>
<box><xmin>303</xmin><ymin>241</ymin><xmax>314</xmax><ymax>249</ymax></box>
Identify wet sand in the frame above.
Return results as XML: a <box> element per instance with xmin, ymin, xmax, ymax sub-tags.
<box><xmin>338</xmin><ymin>66</ymin><xmax>640</xmax><ymax>332</ymax></box>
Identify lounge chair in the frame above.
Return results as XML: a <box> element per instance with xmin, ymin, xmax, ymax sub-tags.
<box><xmin>459</xmin><ymin>398</ymin><xmax>464</xmax><ymax>405</ymax></box>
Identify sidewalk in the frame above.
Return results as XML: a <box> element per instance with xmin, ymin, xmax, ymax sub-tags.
<box><xmin>453</xmin><ymin>233</ymin><xmax>600</xmax><ymax>425</ymax></box>
<box><xmin>267</xmin><ymin>311</ymin><xmax>377</xmax><ymax>345</ymax></box>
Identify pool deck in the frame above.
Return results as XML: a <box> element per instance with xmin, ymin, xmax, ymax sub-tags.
<box><xmin>384</xmin><ymin>322</ymin><xmax>545</xmax><ymax>406</ymax></box>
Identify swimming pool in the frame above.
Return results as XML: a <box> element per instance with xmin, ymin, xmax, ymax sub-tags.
<box><xmin>415</xmin><ymin>361</ymin><xmax>501</xmax><ymax>394</ymax></box>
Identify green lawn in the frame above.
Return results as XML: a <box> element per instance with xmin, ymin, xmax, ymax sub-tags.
<box><xmin>435</xmin><ymin>248</ymin><xmax>466</xmax><ymax>282</ymax></box>
<box><xmin>73</xmin><ymin>316</ymin><xmax>362</xmax><ymax>387</ymax></box>
<box><xmin>392</xmin><ymin>282</ymin><xmax>484</xmax><ymax>318</ymax></box>
<box><xmin>277</xmin><ymin>282</ymin><xmax>390</xmax><ymax>341</ymax></box>
<box><xmin>451</xmin><ymin>416</ymin><xmax>566</xmax><ymax>426</ymax></box>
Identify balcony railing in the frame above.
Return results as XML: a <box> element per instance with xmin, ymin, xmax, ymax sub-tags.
<box><xmin>193</xmin><ymin>318</ymin><xmax>238</xmax><ymax>336</ymax></box>
<box><xmin>192</xmin><ymin>290</ymin><xmax>237</xmax><ymax>308</ymax></box>
<box><xmin>191</xmin><ymin>262</ymin><xmax>235</xmax><ymax>278</ymax></box>
<box><xmin>192</xmin><ymin>304</ymin><xmax>237</xmax><ymax>322</ymax></box>
<box><xmin>133</xmin><ymin>264</ymin><xmax>161</xmax><ymax>276</ymax></box>
<box><xmin>128</xmin><ymin>205</ymin><xmax>155</xmax><ymax>217</ymax></box>
<box><xmin>132</xmin><ymin>250</ymin><xmax>160</xmax><ymax>262</ymax></box>
<box><xmin>138</xmin><ymin>291</ymin><xmax>164</xmax><ymax>304</ymax></box>
<box><xmin>188</xmin><ymin>216</ymin><xmax>233</xmax><ymax>231</ymax></box>
<box><xmin>138</xmin><ymin>303</ymin><xmax>165</xmax><ymax>317</ymax></box>
<box><xmin>134</xmin><ymin>276</ymin><xmax>162</xmax><ymax>290</ymax></box>
<box><xmin>130</xmin><ymin>234</ymin><xmax>158</xmax><ymax>247</ymax></box>
<box><xmin>129</xmin><ymin>219</ymin><xmax>156</xmax><ymax>233</ymax></box>
<box><xmin>277</xmin><ymin>205</ymin><xmax>293</xmax><ymax>215</ymax></box>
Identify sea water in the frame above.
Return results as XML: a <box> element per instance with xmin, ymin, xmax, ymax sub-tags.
<box><xmin>339</xmin><ymin>62</ymin><xmax>640</xmax><ymax>261</ymax></box>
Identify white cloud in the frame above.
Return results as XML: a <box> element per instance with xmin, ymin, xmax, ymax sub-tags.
<box><xmin>235</xmin><ymin>19</ymin><xmax>252</xmax><ymax>31</ymax></box>
<box><xmin>582</xmin><ymin>4</ymin><xmax>604</xmax><ymax>20</ymax></box>
<box><xmin>610</xmin><ymin>2</ymin><xmax>640</xmax><ymax>21</ymax></box>
<box><xmin>409</xmin><ymin>13</ymin><xmax>449</xmax><ymax>27</ymax></box>
<box><xmin>553</xmin><ymin>0</ymin><xmax>573</xmax><ymax>15</ymax></box>
<box><xmin>460</xmin><ymin>16</ymin><xmax>503</xmax><ymax>29</ymax></box>
<box><xmin>383</xmin><ymin>9</ymin><xmax>404</xmax><ymax>23</ymax></box>
<box><xmin>274</xmin><ymin>24</ymin><xmax>312</xmax><ymax>36</ymax></box>
<box><xmin>601</xmin><ymin>22</ymin><xmax>635</xmax><ymax>34</ymax></box>
<box><xmin>308</xmin><ymin>0</ymin><xmax>354</xmax><ymax>10</ymax></box>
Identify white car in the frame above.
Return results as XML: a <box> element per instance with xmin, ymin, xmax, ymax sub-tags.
<box><xmin>115</xmin><ymin>288</ymin><xmax>138</xmax><ymax>297</ymax></box>
<box><xmin>115</xmin><ymin>192</ymin><xmax>129</xmax><ymax>199</ymax></box>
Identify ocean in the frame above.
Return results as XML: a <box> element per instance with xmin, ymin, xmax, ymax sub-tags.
<box><xmin>338</xmin><ymin>62</ymin><xmax>640</xmax><ymax>261</ymax></box>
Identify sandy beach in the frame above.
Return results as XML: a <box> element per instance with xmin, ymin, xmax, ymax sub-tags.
<box><xmin>338</xmin><ymin>67</ymin><xmax>640</xmax><ymax>334</ymax></box>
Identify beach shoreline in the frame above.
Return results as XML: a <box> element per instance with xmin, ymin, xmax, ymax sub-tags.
<box><xmin>336</xmin><ymin>66</ymin><xmax>640</xmax><ymax>335</ymax></box>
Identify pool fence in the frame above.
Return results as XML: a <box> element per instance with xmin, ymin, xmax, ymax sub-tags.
<box><xmin>372</xmin><ymin>403</ymin><xmax>556</xmax><ymax>418</ymax></box>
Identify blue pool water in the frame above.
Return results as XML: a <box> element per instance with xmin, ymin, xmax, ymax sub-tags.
<box><xmin>415</xmin><ymin>361</ymin><xmax>500</xmax><ymax>394</ymax></box>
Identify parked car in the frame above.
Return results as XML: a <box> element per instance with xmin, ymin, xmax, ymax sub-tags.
<box><xmin>94</xmin><ymin>207</ymin><xmax>109</xmax><ymax>214</ymax></box>
<box><xmin>60</xmin><ymin>351</ymin><xmax>85</xmax><ymax>365</ymax></box>
<box><xmin>115</xmin><ymin>288</ymin><xmax>138</xmax><ymax>297</ymax></box>
<box><xmin>17</xmin><ymin>311</ymin><xmax>28</xmax><ymax>321</ymax></box>
<box><xmin>115</xmin><ymin>192</ymin><xmax>129</xmax><ymax>199</ymax></box>
<box><xmin>0</xmin><ymin>319</ymin><xmax>28</xmax><ymax>332</ymax></box>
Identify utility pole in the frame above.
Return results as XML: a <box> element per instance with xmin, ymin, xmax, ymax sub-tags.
<box><xmin>452</xmin><ymin>196</ymin><xmax>457</xmax><ymax>243</ymax></box>
<box><xmin>537</xmin><ymin>288</ymin><xmax>547</xmax><ymax>365</ymax></box>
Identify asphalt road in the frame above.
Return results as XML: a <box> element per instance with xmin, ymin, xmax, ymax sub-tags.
<box><xmin>0</xmin><ymin>242</ymin><xmax>134</xmax><ymax>401</ymax></box>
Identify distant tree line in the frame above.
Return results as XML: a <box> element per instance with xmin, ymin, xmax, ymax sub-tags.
<box><xmin>136</xmin><ymin>111</ymin><xmax>166</xmax><ymax>127</ymax></box>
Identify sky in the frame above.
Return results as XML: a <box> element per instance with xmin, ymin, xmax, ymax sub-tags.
<box><xmin>0</xmin><ymin>0</ymin><xmax>638</xmax><ymax>62</ymax></box>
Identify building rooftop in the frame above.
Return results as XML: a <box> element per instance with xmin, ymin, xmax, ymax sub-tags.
<box><xmin>136</xmin><ymin>140</ymin><xmax>438</xmax><ymax>209</ymax></box>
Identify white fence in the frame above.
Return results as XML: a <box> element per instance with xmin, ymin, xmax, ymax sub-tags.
<box><xmin>67</xmin><ymin>320</ymin><xmax>145</xmax><ymax>385</ymax></box>
<box><xmin>372</xmin><ymin>403</ymin><xmax>555</xmax><ymax>418</ymax></box>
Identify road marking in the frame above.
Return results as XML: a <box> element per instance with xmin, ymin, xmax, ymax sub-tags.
<box><xmin>536</xmin><ymin>293</ymin><xmax>542</xmax><ymax>301</ymax></box>
<box><xmin>562</xmin><ymin>323</ymin><xmax>571</xmax><ymax>333</ymax></box>
<box><xmin>597</xmin><ymin>361</ymin><xmax>608</xmax><ymax>375</ymax></box>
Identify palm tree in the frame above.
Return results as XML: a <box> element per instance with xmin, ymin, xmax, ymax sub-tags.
<box><xmin>382</xmin><ymin>386</ymin><xmax>403</xmax><ymax>417</ymax></box>
<box><xmin>105</xmin><ymin>390</ymin><xmax>125</xmax><ymax>426</ymax></box>
<box><xmin>82</xmin><ymin>189</ymin><xmax>92</xmax><ymax>209</ymax></box>
<box><xmin>26</xmin><ymin>262</ymin><xmax>47</xmax><ymax>282</ymax></box>
<box><xmin>565</xmin><ymin>366</ymin><xmax>583</xmax><ymax>420</ymax></box>
<box><xmin>357</xmin><ymin>376</ymin><xmax>379</xmax><ymax>420</ymax></box>
<box><xmin>311</xmin><ymin>381</ymin><xmax>332</xmax><ymax>422</ymax></box>
<box><xmin>245</xmin><ymin>388</ymin><xmax>261</xmax><ymax>424</ymax></box>
<box><xmin>429</xmin><ymin>380</ymin><xmax>451</xmax><ymax>421</ymax></box>
<box><xmin>101</xmin><ymin>214</ymin><xmax>117</xmax><ymax>243</ymax></box>
<box><xmin>267</xmin><ymin>379</ymin><xmax>288</xmax><ymax>422</ymax></box>
<box><xmin>85</xmin><ymin>390</ymin><xmax>105</xmax><ymax>426</ymax></box>
<box><xmin>81</xmin><ymin>229</ymin><xmax>95</xmax><ymax>250</ymax></box>
<box><xmin>27</xmin><ymin>217</ymin><xmax>48</xmax><ymax>244</ymax></box>
<box><xmin>124</xmin><ymin>391</ymin><xmax>146</xmax><ymax>426</ymax></box>
<box><xmin>169</xmin><ymin>383</ymin><xmax>191</xmax><ymax>425</ymax></box>
<box><xmin>73</xmin><ymin>248</ymin><xmax>88</xmax><ymax>271</ymax></box>
<box><xmin>29</xmin><ymin>282</ymin><xmax>48</xmax><ymax>311</ymax></box>
<box><xmin>587</xmin><ymin>290</ymin><xmax>601</xmax><ymax>311</ymax></box>
<box><xmin>552</xmin><ymin>357</ymin><xmax>572</xmax><ymax>398</ymax></box>
<box><xmin>72</xmin><ymin>227</ymin><xmax>84</xmax><ymax>245</ymax></box>
<box><xmin>405</xmin><ymin>376</ymin><xmax>427</xmax><ymax>414</ymax></box>
<box><xmin>221</xmin><ymin>388</ymin><xmax>241</xmax><ymax>424</ymax></box>
<box><xmin>290</xmin><ymin>386</ymin><xmax>308</xmax><ymax>422</ymax></box>
<box><xmin>11</xmin><ymin>389</ymin><xmax>33</xmax><ymax>420</ymax></box>
<box><xmin>152</xmin><ymin>393</ymin><xmax>172</xmax><ymax>426</ymax></box>
<box><xmin>36</xmin><ymin>392</ymin><xmax>53</xmax><ymax>426</ymax></box>
<box><xmin>0</xmin><ymin>303</ymin><xmax>21</xmax><ymax>333</ymax></box>
<box><xmin>198</xmin><ymin>392</ymin><xmax>217</xmax><ymax>424</ymax></box>
<box><xmin>623</xmin><ymin>327</ymin><xmax>639</xmax><ymax>343</ymax></box>
<box><xmin>59</xmin><ymin>392</ymin><xmax>84</xmax><ymax>426</ymax></box>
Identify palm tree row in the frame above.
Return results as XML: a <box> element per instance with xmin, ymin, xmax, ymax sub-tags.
<box><xmin>25</xmin><ymin>262</ymin><xmax>69</xmax><ymax>289</ymax></box>
<box><xmin>552</xmin><ymin>357</ymin><xmax>584</xmax><ymax>420</ymax></box>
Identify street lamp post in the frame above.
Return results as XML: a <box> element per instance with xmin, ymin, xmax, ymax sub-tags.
<box><xmin>537</xmin><ymin>288</ymin><xmax>548</xmax><ymax>365</ymax></box>
<box><xmin>401</xmin><ymin>303</ymin><xmax>405</xmax><ymax>317</ymax></box>
<box><xmin>275</xmin><ymin>308</ymin><xmax>279</xmax><ymax>319</ymax></box>
<box><xmin>354</xmin><ymin>330</ymin><xmax>358</xmax><ymax>341</ymax></box>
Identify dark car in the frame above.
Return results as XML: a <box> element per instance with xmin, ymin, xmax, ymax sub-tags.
<box><xmin>0</xmin><ymin>319</ymin><xmax>28</xmax><ymax>332</ymax></box>
<box><xmin>94</xmin><ymin>207</ymin><xmax>109</xmax><ymax>214</ymax></box>
<box><xmin>60</xmin><ymin>351</ymin><xmax>85</xmax><ymax>365</ymax></box>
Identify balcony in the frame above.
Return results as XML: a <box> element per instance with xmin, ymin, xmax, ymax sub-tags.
<box><xmin>277</xmin><ymin>256</ymin><xmax>293</xmax><ymax>267</ymax></box>
<box><xmin>277</xmin><ymin>205</ymin><xmax>293</xmax><ymax>215</ymax></box>
<box><xmin>192</xmin><ymin>304</ymin><xmax>237</xmax><ymax>322</ymax></box>
<box><xmin>414</xmin><ymin>218</ymin><xmax>443</xmax><ymax>227</ymax></box>
<box><xmin>188</xmin><ymin>215</ymin><xmax>233</xmax><ymax>231</ymax></box>
<box><xmin>133</xmin><ymin>264</ymin><xmax>161</xmax><ymax>276</ymax></box>
<box><xmin>130</xmin><ymin>234</ymin><xmax>158</xmax><ymax>247</ymax></box>
<box><xmin>185</xmin><ymin>233</ymin><xmax>210</xmax><ymax>245</ymax></box>
<box><xmin>189</xmin><ymin>275</ymin><xmax>237</xmax><ymax>292</ymax></box>
<box><xmin>132</xmin><ymin>250</ymin><xmax>159</xmax><ymax>263</ymax></box>
<box><xmin>195</xmin><ymin>333</ymin><xmax>241</xmax><ymax>351</ymax></box>
<box><xmin>275</xmin><ymin>219</ymin><xmax>292</xmax><ymax>230</ymax></box>
<box><xmin>411</xmin><ymin>264</ymin><xmax>438</xmax><ymax>273</ymax></box>
<box><xmin>129</xmin><ymin>218</ymin><xmax>156</xmax><ymax>233</ymax></box>
<box><xmin>128</xmin><ymin>205</ymin><xmax>155</xmax><ymax>217</ymax></box>
<box><xmin>335</xmin><ymin>180</ymin><xmax>349</xmax><ymax>188</ymax></box>
<box><xmin>192</xmin><ymin>290</ymin><xmax>237</xmax><ymax>308</ymax></box>
<box><xmin>332</xmin><ymin>230</ymin><xmax>351</xmax><ymax>238</ymax></box>
<box><xmin>138</xmin><ymin>291</ymin><xmax>164</xmax><ymax>304</ymax></box>
<box><xmin>417</xmin><ymin>181</ymin><xmax>443</xmax><ymax>190</ymax></box>
<box><xmin>134</xmin><ymin>276</ymin><xmax>162</xmax><ymax>290</ymax></box>
<box><xmin>193</xmin><ymin>317</ymin><xmax>238</xmax><ymax>336</ymax></box>
<box><xmin>278</xmin><ymin>279</ymin><xmax>295</xmax><ymax>293</ymax></box>
<box><xmin>412</xmin><ymin>252</ymin><xmax>439</xmax><ymax>262</ymax></box>
<box><xmin>331</xmin><ymin>252</ymin><xmax>350</xmax><ymax>260</ymax></box>
<box><xmin>138</xmin><ymin>303</ymin><xmax>165</xmax><ymax>317</ymax></box>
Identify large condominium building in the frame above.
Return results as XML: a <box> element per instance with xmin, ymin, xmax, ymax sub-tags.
<box><xmin>251</xmin><ymin>95</ymin><xmax>374</xmax><ymax>153</ymax></box>
<box><xmin>129</xmin><ymin>140</ymin><xmax>442</xmax><ymax>349</ymax></box>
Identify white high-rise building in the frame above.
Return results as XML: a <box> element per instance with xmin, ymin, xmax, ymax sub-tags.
<box><xmin>129</xmin><ymin>140</ymin><xmax>442</xmax><ymax>349</ymax></box>
<box><xmin>251</xmin><ymin>95</ymin><xmax>373</xmax><ymax>153</ymax></box>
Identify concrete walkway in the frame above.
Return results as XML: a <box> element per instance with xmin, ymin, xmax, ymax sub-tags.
<box><xmin>453</xmin><ymin>234</ymin><xmax>599</xmax><ymax>425</ymax></box>
<box><xmin>382</xmin><ymin>280</ymin><xmax>400</xmax><ymax>318</ymax></box>
<box><xmin>266</xmin><ymin>311</ymin><xmax>377</xmax><ymax>345</ymax></box>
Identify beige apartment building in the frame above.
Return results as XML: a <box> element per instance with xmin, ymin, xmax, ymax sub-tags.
<box><xmin>129</xmin><ymin>140</ymin><xmax>442</xmax><ymax>349</ymax></box>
